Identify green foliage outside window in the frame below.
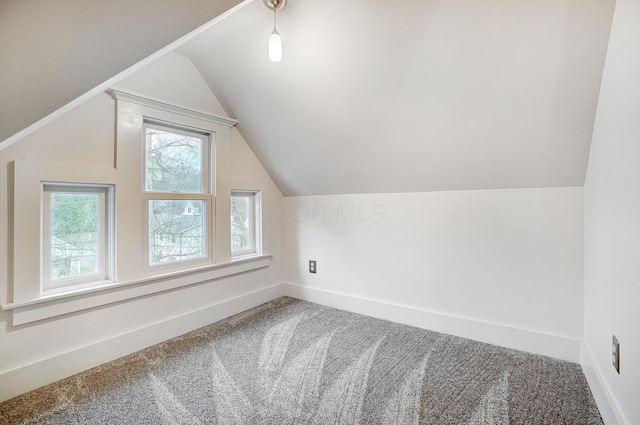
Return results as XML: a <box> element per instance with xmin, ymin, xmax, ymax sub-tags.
<box><xmin>50</xmin><ymin>192</ymin><xmax>100</xmax><ymax>279</ymax></box>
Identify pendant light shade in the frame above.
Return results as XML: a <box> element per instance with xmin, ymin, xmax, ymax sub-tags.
<box><xmin>269</xmin><ymin>30</ymin><xmax>283</xmax><ymax>62</ymax></box>
<box><xmin>264</xmin><ymin>0</ymin><xmax>287</xmax><ymax>62</ymax></box>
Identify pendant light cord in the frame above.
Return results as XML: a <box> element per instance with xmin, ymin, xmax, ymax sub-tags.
<box><xmin>273</xmin><ymin>8</ymin><xmax>278</xmax><ymax>32</ymax></box>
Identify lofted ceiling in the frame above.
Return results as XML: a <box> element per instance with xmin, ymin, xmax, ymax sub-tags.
<box><xmin>2</xmin><ymin>0</ymin><xmax>616</xmax><ymax>197</ymax></box>
<box><xmin>179</xmin><ymin>0</ymin><xmax>615</xmax><ymax>196</ymax></box>
<box><xmin>0</xmin><ymin>0</ymin><xmax>243</xmax><ymax>145</ymax></box>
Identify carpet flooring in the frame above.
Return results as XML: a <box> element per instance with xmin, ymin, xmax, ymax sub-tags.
<box><xmin>0</xmin><ymin>297</ymin><xmax>603</xmax><ymax>424</ymax></box>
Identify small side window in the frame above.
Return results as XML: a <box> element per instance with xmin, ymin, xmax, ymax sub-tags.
<box><xmin>231</xmin><ymin>190</ymin><xmax>261</xmax><ymax>257</ymax></box>
<box><xmin>42</xmin><ymin>183</ymin><xmax>114</xmax><ymax>292</ymax></box>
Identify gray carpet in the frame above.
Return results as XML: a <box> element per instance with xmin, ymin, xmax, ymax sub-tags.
<box><xmin>1</xmin><ymin>297</ymin><xmax>603</xmax><ymax>424</ymax></box>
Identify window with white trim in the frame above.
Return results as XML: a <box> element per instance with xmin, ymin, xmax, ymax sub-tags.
<box><xmin>42</xmin><ymin>183</ymin><xmax>114</xmax><ymax>292</ymax></box>
<box><xmin>231</xmin><ymin>190</ymin><xmax>261</xmax><ymax>257</ymax></box>
<box><xmin>143</xmin><ymin>122</ymin><xmax>213</xmax><ymax>267</ymax></box>
<box><xmin>3</xmin><ymin>93</ymin><xmax>274</xmax><ymax>326</ymax></box>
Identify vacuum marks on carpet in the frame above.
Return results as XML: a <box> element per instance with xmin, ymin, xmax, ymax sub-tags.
<box><xmin>0</xmin><ymin>297</ymin><xmax>603</xmax><ymax>424</ymax></box>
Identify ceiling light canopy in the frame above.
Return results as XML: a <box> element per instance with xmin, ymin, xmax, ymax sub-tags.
<box><xmin>264</xmin><ymin>0</ymin><xmax>287</xmax><ymax>62</ymax></box>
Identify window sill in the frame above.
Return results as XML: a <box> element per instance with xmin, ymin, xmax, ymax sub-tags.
<box><xmin>2</xmin><ymin>254</ymin><xmax>272</xmax><ymax>326</ymax></box>
<box><xmin>231</xmin><ymin>251</ymin><xmax>261</xmax><ymax>261</ymax></box>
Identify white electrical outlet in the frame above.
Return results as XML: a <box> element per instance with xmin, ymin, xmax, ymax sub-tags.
<box><xmin>309</xmin><ymin>260</ymin><xmax>316</xmax><ymax>274</ymax></box>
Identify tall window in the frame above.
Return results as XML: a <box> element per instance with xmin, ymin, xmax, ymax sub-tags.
<box><xmin>42</xmin><ymin>183</ymin><xmax>114</xmax><ymax>291</ymax></box>
<box><xmin>231</xmin><ymin>190</ymin><xmax>261</xmax><ymax>257</ymax></box>
<box><xmin>144</xmin><ymin>122</ymin><xmax>213</xmax><ymax>266</ymax></box>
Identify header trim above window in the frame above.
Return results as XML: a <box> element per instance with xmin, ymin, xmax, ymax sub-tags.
<box><xmin>107</xmin><ymin>89</ymin><xmax>238</xmax><ymax>128</ymax></box>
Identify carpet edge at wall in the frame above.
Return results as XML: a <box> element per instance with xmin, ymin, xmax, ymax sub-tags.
<box><xmin>0</xmin><ymin>283</ymin><xmax>284</xmax><ymax>403</ymax></box>
<box><xmin>283</xmin><ymin>282</ymin><xmax>580</xmax><ymax>362</ymax></box>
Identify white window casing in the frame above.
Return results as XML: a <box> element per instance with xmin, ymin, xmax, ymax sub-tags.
<box><xmin>3</xmin><ymin>91</ymin><xmax>272</xmax><ymax>326</ymax></box>
<box><xmin>231</xmin><ymin>189</ymin><xmax>262</xmax><ymax>258</ymax></box>
<box><xmin>42</xmin><ymin>183</ymin><xmax>115</xmax><ymax>294</ymax></box>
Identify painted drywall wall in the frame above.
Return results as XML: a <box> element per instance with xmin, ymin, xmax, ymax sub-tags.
<box><xmin>112</xmin><ymin>53</ymin><xmax>229</xmax><ymax>117</ymax></box>
<box><xmin>0</xmin><ymin>0</ymin><xmax>244</xmax><ymax>144</ymax></box>
<box><xmin>583</xmin><ymin>0</ymin><xmax>640</xmax><ymax>423</ymax></box>
<box><xmin>283</xmin><ymin>188</ymin><xmax>584</xmax><ymax>358</ymax></box>
<box><xmin>0</xmin><ymin>53</ymin><xmax>284</xmax><ymax>401</ymax></box>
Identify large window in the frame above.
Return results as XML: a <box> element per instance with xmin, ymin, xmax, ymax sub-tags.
<box><xmin>42</xmin><ymin>183</ymin><xmax>114</xmax><ymax>292</ymax></box>
<box><xmin>144</xmin><ymin>122</ymin><xmax>212</xmax><ymax>267</ymax></box>
<box><xmin>6</xmin><ymin>93</ymin><xmax>275</xmax><ymax>326</ymax></box>
<box><xmin>231</xmin><ymin>190</ymin><xmax>261</xmax><ymax>257</ymax></box>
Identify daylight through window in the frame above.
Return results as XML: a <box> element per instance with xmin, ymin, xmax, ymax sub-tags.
<box><xmin>42</xmin><ymin>183</ymin><xmax>113</xmax><ymax>291</ymax></box>
<box><xmin>231</xmin><ymin>190</ymin><xmax>260</xmax><ymax>257</ymax></box>
<box><xmin>144</xmin><ymin>122</ymin><xmax>213</xmax><ymax>266</ymax></box>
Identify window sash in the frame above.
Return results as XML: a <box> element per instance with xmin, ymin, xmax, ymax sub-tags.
<box><xmin>142</xmin><ymin>121</ymin><xmax>215</xmax><ymax>269</ymax></box>
<box><xmin>147</xmin><ymin>198</ymin><xmax>207</xmax><ymax>266</ymax></box>
<box><xmin>143</xmin><ymin>122</ymin><xmax>211</xmax><ymax>195</ymax></box>
<box><xmin>231</xmin><ymin>191</ymin><xmax>260</xmax><ymax>257</ymax></box>
<box><xmin>42</xmin><ymin>183</ymin><xmax>113</xmax><ymax>292</ymax></box>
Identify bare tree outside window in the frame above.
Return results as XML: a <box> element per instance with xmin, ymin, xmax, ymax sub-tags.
<box><xmin>231</xmin><ymin>195</ymin><xmax>250</xmax><ymax>252</ymax></box>
<box><xmin>149</xmin><ymin>200</ymin><xmax>204</xmax><ymax>264</ymax></box>
<box><xmin>144</xmin><ymin>124</ymin><xmax>210</xmax><ymax>266</ymax></box>
<box><xmin>145</xmin><ymin>127</ymin><xmax>203</xmax><ymax>193</ymax></box>
<box><xmin>231</xmin><ymin>191</ymin><xmax>258</xmax><ymax>256</ymax></box>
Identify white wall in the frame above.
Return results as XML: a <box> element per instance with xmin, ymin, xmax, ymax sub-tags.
<box><xmin>0</xmin><ymin>53</ymin><xmax>284</xmax><ymax>402</ymax></box>
<box><xmin>583</xmin><ymin>0</ymin><xmax>640</xmax><ymax>423</ymax></box>
<box><xmin>283</xmin><ymin>187</ymin><xmax>584</xmax><ymax>361</ymax></box>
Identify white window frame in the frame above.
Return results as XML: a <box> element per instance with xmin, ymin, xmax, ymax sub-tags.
<box><xmin>42</xmin><ymin>183</ymin><xmax>115</xmax><ymax>294</ymax></box>
<box><xmin>2</xmin><ymin>92</ymin><xmax>271</xmax><ymax>326</ymax></box>
<box><xmin>143</xmin><ymin>122</ymin><xmax>211</xmax><ymax>194</ymax></box>
<box><xmin>10</xmin><ymin>161</ymin><xmax>117</xmax><ymax>305</ymax></box>
<box><xmin>142</xmin><ymin>121</ymin><xmax>214</xmax><ymax>270</ymax></box>
<box><xmin>231</xmin><ymin>190</ymin><xmax>262</xmax><ymax>258</ymax></box>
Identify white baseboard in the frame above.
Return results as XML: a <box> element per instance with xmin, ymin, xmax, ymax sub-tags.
<box><xmin>4</xmin><ymin>281</ymin><xmax>610</xmax><ymax>422</ymax></box>
<box><xmin>283</xmin><ymin>283</ymin><xmax>581</xmax><ymax>363</ymax></box>
<box><xmin>0</xmin><ymin>283</ymin><xmax>284</xmax><ymax>403</ymax></box>
<box><xmin>581</xmin><ymin>342</ymin><xmax>626</xmax><ymax>425</ymax></box>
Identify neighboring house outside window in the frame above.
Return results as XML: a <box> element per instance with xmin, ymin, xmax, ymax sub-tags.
<box><xmin>6</xmin><ymin>92</ymin><xmax>270</xmax><ymax>326</ymax></box>
<box><xmin>42</xmin><ymin>183</ymin><xmax>114</xmax><ymax>293</ymax></box>
<box><xmin>144</xmin><ymin>123</ymin><xmax>212</xmax><ymax>267</ymax></box>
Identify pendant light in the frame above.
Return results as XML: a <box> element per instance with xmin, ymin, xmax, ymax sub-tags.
<box><xmin>264</xmin><ymin>0</ymin><xmax>287</xmax><ymax>62</ymax></box>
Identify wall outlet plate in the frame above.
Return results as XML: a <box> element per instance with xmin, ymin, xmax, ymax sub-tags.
<box><xmin>612</xmin><ymin>335</ymin><xmax>620</xmax><ymax>374</ymax></box>
<box><xmin>309</xmin><ymin>260</ymin><xmax>316</xmax><ymax>274</ymax></box>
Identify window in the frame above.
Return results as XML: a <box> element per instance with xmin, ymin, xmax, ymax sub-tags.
<box><xmin>144</xmin><ymin>122</ymin><xmax>213</xmax><ymax>267</ymax></box>
<box><xmin>42</xmin><ymin>183</ymin><xmax>114</xmax><ymax>292</ymax></box>
<box><xmin>6</xmin><ymin>94</ymin><xmax>273</xmax><ymax>326</ymax></box>
<box><xmin>231</xmin><ymin>190</ymin><xmax>261</xmax><ymax>257</ymax></box>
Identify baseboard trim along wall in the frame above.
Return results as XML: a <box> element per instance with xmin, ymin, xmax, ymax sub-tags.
<box><xmin>3</xmin><ymin>280</ymin><xmax>618</xmax><ymax>425</ymax></box>
<box><xmin>0</xmin><ymin>283</ymin><xmax>284</xmax><ymax>403</ymax></box>
<box><xmin>283</xmin><ymin>282</ymin><xmax>581</xmax><ymax>363</ymax></box>
<box><xmin>580</xmin><ymin>342</ymin><xmax>625</xmax><ymax>425</ymax></box>
<box><xmin>282</xmin><ymin>284</ymin><xmax>628</xmax><ymax>424</ymax></box>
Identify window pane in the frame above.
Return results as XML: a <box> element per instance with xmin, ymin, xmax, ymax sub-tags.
<box><xmin>231</xmin><ymin>194</ymin><xmax>254</xmax><ymax>253</ymax></box>
<box><xmin>149</xmin><ymin>199</ymin><xmax>205</xmax><ymax>265</ymax></box>
<box><xmin>145</xmin><ymin>126</ymin><xmax>203</xmax><ymax>193</ymax></box>
<box><xmin>50</xmin><ymin>192</ymin><xmax>100</xmax><ymax>280</ymax></box>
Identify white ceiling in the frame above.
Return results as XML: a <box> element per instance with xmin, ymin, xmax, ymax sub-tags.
<box><xmin>0</xmin><ymin>0</ymin><xmax>243</xmax><ymax>144</ymax></box>
<box><xmin>179</xmin><ymin>0</ymin><xmax>615</xmax><ymax>196</ymax></box>
<box><xmin>1</xmin><ymin>0</ymin><xmax>616</xmax><ymax>197</ymax></box>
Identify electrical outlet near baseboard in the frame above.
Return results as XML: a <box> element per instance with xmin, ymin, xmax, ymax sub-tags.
<box><xmin>612</xmin><ymin>335</ymin><xmax>620</xmax><ymax>374</ymax></box>
<box><xmin>309</xmin><ymin>260</ymin><xmax>317</xmax><ymax>274</ymax></box>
